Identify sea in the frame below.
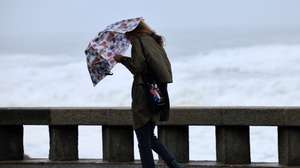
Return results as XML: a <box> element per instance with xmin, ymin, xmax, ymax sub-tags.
<box><xmin>1</xmin><ymin>27</ymin><xmax>300</xmax><ymax>162</ymax></box>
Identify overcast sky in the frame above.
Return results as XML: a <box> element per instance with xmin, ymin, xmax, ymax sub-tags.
<box><xmin>1</xmin><ymin>0</ymin><xmax>300</xmax><ymax>36</ymax></box>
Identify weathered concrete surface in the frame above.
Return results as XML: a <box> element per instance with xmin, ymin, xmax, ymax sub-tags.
<box><xmin>0</xmin><ymin>159</ymin><xmax>288</xmax><ymax>168</ymax></box>
<box><xmin>102</xmin><ymin>125</ymin><xmax>134</xmax><ymax>162</ymax></box>
<box><xmin>216</xmin><ymin>126</ymin><xmax>250</xmax><ymax>164</ymax></box>
<box><xmin>0</xmin><ymin>125</ymin><xmax>24</xmax><ymax>160</ymax></box>
<box><xmin>50</xmin><ymin>108</ymin><xmax>132</xmax><ymax>125</ymax></box>
<box><xmin>278</xmin><ymin>126</ymin><xmax>300</xmax><ymax>165</ymax></box>
<box><xmin>158</xmin><ymin>125</ymin><xmax>189</xmax><ymax>163</ymax></box>
<box><xmin>0</xmin><ymin>108</ymin><xmax>50</xmax><ymax>125</ymax></box>
<box><xmin>1</xmin><ymin>106</ymin><xmax>300</xmax><ymax>126</ymax></box>
<box><xmin>49</xmin><ymin>125</ymin><xmax>78</xmax><ymax>161</ymax></box>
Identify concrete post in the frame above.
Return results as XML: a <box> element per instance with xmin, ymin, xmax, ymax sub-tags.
<box><xmin>49</xmin><ymin>125</ymin><xmax>78</xmax><ymax>161</ymax></box>
<box><xmin>0</xmin><ymin>125</ymin><xmax>24</xmax><ymax>160</ymax></box>
<box><xmin>216</xmin><ymin>126</ymin><xmax>250</xmax><ymax>164</ymax></box>
<box><xmin>158</xmin><ymin>125</ymin><xmax>189</xmax><ymax>163</ymax></box>
<box><xmin>102</xmin><ymin>125</ymin><xmax>134</xmax><ymax>162</ymax></box>
<box><xmin>278</xmin><ymin>126</ymin><xmax>300</xmax><ymax>165</ymax></box>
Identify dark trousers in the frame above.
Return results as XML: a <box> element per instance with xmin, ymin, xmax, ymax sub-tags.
<box><xmin>134</xmin><ymin>120</ymin><xmax>176</xmax><ymax>168</ymax></box>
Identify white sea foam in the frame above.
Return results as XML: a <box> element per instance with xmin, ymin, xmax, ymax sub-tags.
<box><xmin>1</xmin><ymin>44</ymin><xmax>300</xmax><ymax>107</ymax></box>
<box><xmin>2</xmin><ymin>43</ymin><xmax>300</xmax><ymax>161</ymax></box>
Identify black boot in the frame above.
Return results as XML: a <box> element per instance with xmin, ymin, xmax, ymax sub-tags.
<box><xmin>168</xmin><ymin>159</ymin><xmax>184</xmax><ymax>168</ymax></box>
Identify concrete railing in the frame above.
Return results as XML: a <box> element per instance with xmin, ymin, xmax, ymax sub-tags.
<box><xmin>0</xmin><ymin>106</ymin><xmax>300</xmax><ymax>168</ymax></box>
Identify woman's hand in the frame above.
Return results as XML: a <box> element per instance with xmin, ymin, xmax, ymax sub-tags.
<box><xmin>114</xmin><ymin>55</ymin><xmax>124</xmax><ymax>63</ymax></box>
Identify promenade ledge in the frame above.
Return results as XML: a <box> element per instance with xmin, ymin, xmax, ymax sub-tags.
<box><xmin>0</xmin><ymin>106</ymin><xmax>300</xmax><ymax>168</ymax></box>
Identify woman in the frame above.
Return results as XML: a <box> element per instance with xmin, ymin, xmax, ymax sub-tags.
<box><xmin>114</xmin><ymin>20</ymin><xmax>183</xmax><ymax>168</ymax></box>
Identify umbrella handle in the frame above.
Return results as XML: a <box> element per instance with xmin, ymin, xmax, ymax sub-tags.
<box><xmin>105</xmin><ymin>72</ymin><xmax>113</xmax><ymax>75</ymax></box>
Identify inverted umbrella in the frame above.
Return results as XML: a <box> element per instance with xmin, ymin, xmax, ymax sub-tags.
<box><xmin>84</xmin><ymin>17</ymin><xmax>144</xmax><ymax>86</ymax></box>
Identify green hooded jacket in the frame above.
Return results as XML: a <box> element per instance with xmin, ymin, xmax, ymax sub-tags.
<box><xmin>120</xmin><ymin>33</ymin><xmax>173</xmax><ymax>129</ymax></box>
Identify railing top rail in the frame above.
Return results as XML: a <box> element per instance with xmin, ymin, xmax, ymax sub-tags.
<box><xmin>1</xmin><ymin>106</ymin><xmax>300</xmax><ymax>126</ymax></box>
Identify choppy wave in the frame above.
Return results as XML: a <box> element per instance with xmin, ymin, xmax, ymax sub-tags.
<box><xmin>1</xmin><ymin>44</ymin><xmax>300</xmax><ymax>107</ymax></box>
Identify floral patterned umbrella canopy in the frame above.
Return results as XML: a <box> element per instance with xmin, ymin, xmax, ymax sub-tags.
<box><xmin>85</xmin><ymin>17</ymin><xmax>144</xmax><ymax>86</ymax></box>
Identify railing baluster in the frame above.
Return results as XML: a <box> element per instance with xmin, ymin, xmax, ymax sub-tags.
<box><xmin>48</xmin><ymin>125</ymin><xmax>78</xmax><ymax>160</ymax></box>
<box><xmin>216</xmin><ymin>125</ymin><xmax>250</xmax><ymax>164</ymax></box>
<box><xmin>0</xmin><ymin>125</ymin><xmax>24</xmax><ymax>160</ymax></box>
<box><xmin>278</xmin><ymin>126</ymin><xmax>300</xmax><ymax>165</ymax></box>
<box><xmin>102</xmin><ymin>125</ymin><xmax>134</xmax><ymax>162</ymax></box>
<box><xmin>158</xmin><ymin>125</ymin><xmax>189</xmax><ymax>163</ymax></box>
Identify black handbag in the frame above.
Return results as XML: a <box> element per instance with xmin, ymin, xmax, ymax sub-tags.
<box><xmin>138</xmin><ymin>38</ymin><xmax>170</xmax><ymax>121</ymax></box>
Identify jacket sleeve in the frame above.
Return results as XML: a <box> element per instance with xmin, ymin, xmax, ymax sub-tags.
<box><xmin>120</xmin><ymin>38</ymin><xmax>146</xmax><ymax>75</ymax></box>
